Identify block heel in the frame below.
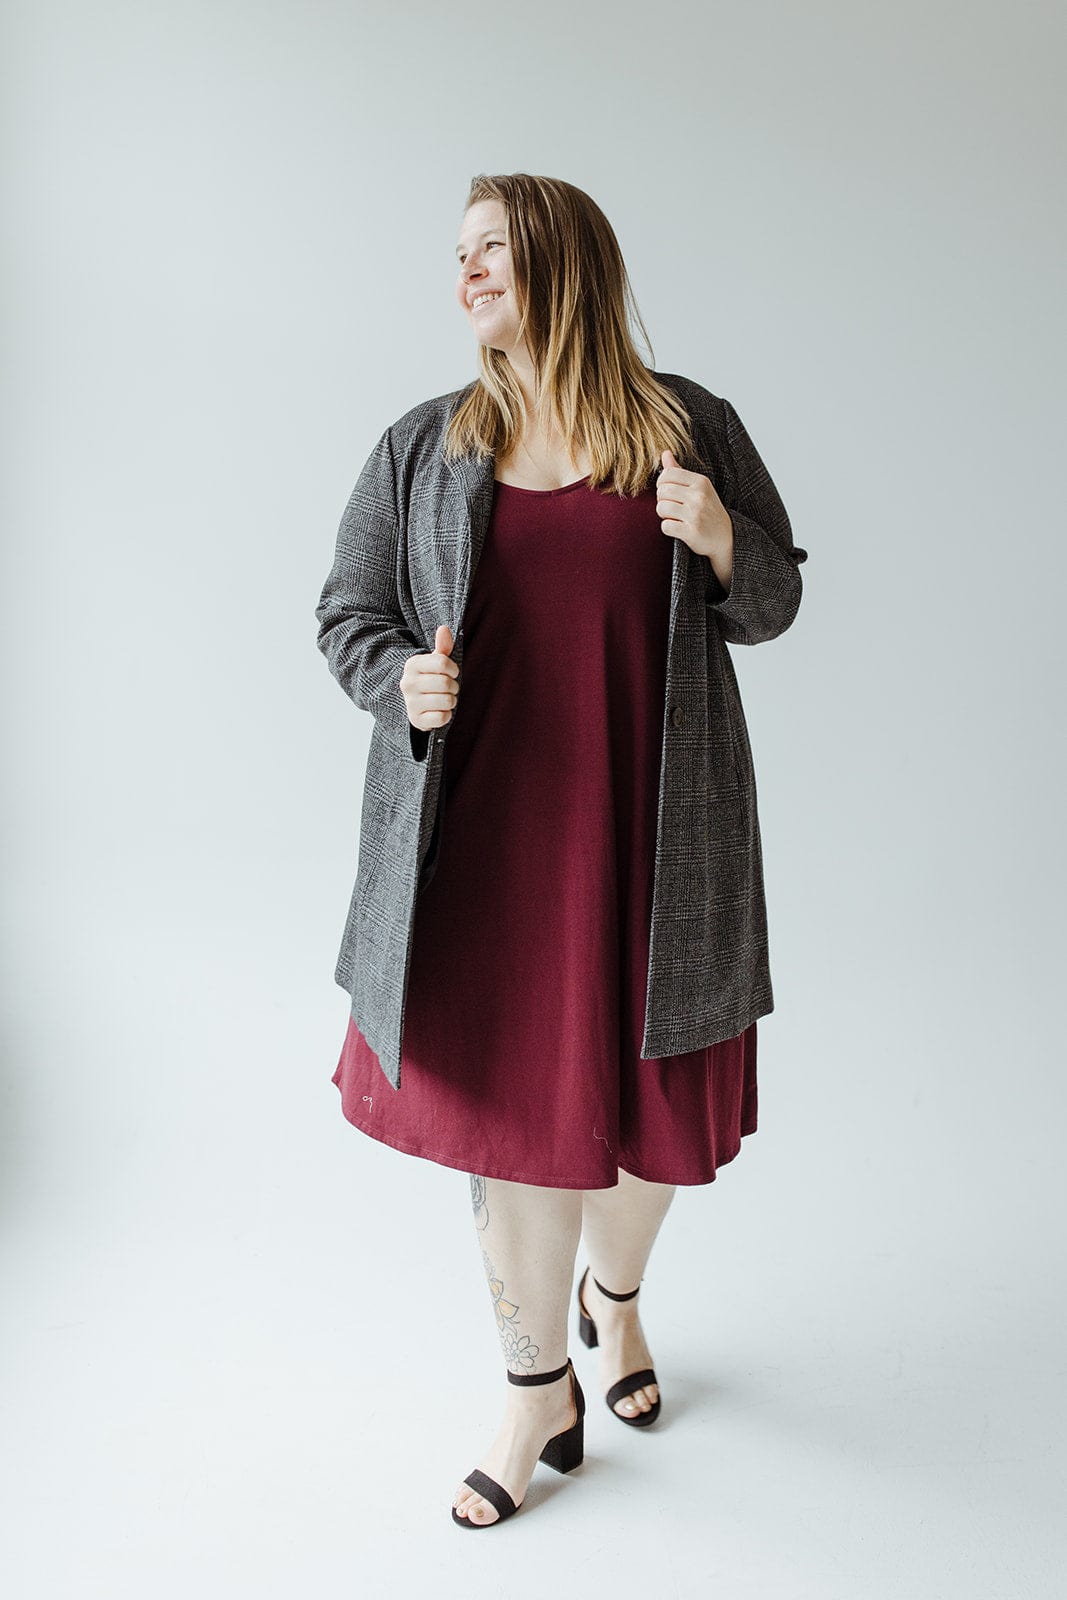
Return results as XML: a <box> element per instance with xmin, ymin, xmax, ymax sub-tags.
<box><xmin>537</xmin><ymin>1403</ymin><xmax>584</xmax><ymax>1473</ymax></box>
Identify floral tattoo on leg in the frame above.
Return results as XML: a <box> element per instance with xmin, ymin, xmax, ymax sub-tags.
<box><xmin>480</xmin><ymin>1246</ymin><xmax>541</xmax><ymax>1373</ymax></box>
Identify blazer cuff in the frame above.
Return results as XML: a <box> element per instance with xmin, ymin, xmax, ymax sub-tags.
<box><xmin>705</xmin><ymin>512</ymin><xmax>808</xmax><ymax>644</ymax></box>
<box><xmin>367</xmin><ymin>650</ymin><xmax>433</xmax><ymax>762</ymax></box>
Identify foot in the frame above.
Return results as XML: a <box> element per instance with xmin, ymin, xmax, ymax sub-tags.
<box><xmin>451</xmin><ymin>1366</ymin><xmax>579</xmax><ymax>1525</ymax></box>
<box><xmin>580</xmin><ymin>1273</ymin><xmax>660</xmax><ymax>1419</ymax></box>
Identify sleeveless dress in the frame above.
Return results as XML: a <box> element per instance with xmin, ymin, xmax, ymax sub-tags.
<box><xmin>330</xmin><ymin>472</ymin><xmax>758</xmax><ymax>1188</ymax></box>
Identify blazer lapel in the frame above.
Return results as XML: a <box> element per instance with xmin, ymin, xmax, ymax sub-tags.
<box><xmin>446</xmin><ymin>448</ymin><xmax>497</xmax><ymax>637</ymax></box>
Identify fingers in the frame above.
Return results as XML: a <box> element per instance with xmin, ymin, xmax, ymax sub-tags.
<box><xmin>420</xmin><ymin>650</ymin><xmax>460</xmax><ymax>679</ymax></box>
<box><xmin>411</xmin><ymin>676</ymin><xmax>459</xmax><ymax>708</ymax></box>
<box><xmin>418</xmin><ymin>661</ymin><xmax>460</xmax><ymax>701</ymax></box>
<box><xmin>401</xmin><ymin>649</ymin><xmax>461</xmax><ymax>733</ymax></box>
<box><xmin>656</xmin><ymin>462</ymin><xmax>696</xmax><ymax>490</ymax></box>
<box><xmin>406</xmin><ymin>693</ymin><xmax>456</xmax><ymax>732</ymax></box>
<box><xmin>403</xmin><ymin>653</ymin><xmax>459</xmax><ymax>689</ymax></box>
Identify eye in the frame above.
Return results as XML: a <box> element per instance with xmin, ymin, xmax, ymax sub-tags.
<box><xmin>456</xmin><ymin>240</ymin><xmax>504</xmax><ymax>265</ymax></box>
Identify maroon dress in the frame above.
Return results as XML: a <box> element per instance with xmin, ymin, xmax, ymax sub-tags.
<box><xmin>330</xmin><ymin>472</ymin><xmax>758</xmax><ymax>1188</ymax></box>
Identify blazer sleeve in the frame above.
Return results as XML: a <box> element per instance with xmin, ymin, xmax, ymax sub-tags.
<box><xmin>314</xmin><ymin>426</ymin><xmax>432</xmax><ymax>762</ymax></box>
<box><xmin>705</xmin><ymin>398</ymin><xmax>808</xmax><ymax>645</ymax></box>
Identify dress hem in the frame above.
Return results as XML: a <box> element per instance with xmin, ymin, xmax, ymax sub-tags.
<box><xmin>332</xmin><ymin>1077</ymin><xmax>756</xmax><ymax>1190</ymax></box>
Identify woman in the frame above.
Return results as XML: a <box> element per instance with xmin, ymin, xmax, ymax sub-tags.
<box><xmin>314</xmin><ymin>173</ymin><xmax>808</xmax><ymax>1529</ymax></box>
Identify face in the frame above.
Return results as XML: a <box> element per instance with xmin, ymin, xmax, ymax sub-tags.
<box><xmin>454</xmin><ymin>199</ymin><xmax>523</xmax><ymax>353</ymax></box>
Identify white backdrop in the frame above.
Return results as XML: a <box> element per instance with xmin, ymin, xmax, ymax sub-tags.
<box><xmin>2</xmin><ymin>1</ymin><xmax>1064</xmax><ymax>1595</ymax></box>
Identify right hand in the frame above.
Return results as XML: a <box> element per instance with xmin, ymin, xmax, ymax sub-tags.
<box><xmin>400</xmin><ymin>624</ymin><xmax>461</xmax><ymax>732</ymax></box>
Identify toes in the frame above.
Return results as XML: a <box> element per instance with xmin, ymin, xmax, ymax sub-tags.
<box><xmin>453</xmin><ymin>1489</ymin><xmax>498</xmax><ymax>1523</ymax></box>
<box><xmin>613</xmin><ymin>1386</ymin><xmax>657</xmax><ymax>1416</ymax></box>
<box><xmin>466</xmin><ymin>1496</ymin><xmax>498</xmax><ymax>1523</ymax></box>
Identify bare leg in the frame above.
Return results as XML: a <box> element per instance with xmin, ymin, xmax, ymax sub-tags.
<box><xmin>452</xmin><ymin>1174</ymin><xmax>583</xmax><ymax>1525</ymax></box>
<box><xmin>580</xmin><ymin>1166</ymin><xmax>677</xmax><ymax>1418</ymax></box>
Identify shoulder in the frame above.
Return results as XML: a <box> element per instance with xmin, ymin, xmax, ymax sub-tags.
<box><xmin>648</xmin><ymin>370</ymin><xmax>735</xmax><ymax>480</ymax></box>
<box><xmin>648</xmin><ymin>369</ymin><xmax>727</xmax><ymax>432</ymax></box>
<box><xmin>383</xmin><ymin>381</ymin><xmax>478</xmax><ymax>451</ymax></box>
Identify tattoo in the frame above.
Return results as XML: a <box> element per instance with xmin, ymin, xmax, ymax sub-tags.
<box><xmin>469</xmin><ymin>1174</ymin><xmax>488</xmax><ymax>1229</ymax></box>
<box><xmin>481</xmin><ymin>1246</ymin><xmax>541</xmax><ymax>1373</ymax></box>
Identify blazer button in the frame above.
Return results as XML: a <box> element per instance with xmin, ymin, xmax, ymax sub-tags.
<box><xmin>669</xmin><ymin>705</ymin><xmax>684</xmax><ymax>727</ymax></box>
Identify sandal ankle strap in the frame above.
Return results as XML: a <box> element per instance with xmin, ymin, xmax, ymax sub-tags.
<box><xmin>507</xmin><ymin>1358</ymin><xmax>572</xmax><ymax>1386</ymax></box>
<box><xmin>593</xmin><ymin>1274</ymin><xmax>642</xmax><ymax>1302</ymax></box>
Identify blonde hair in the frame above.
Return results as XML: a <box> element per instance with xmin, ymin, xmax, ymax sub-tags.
<box><xmin>445</xmin><ymin>173</ymin><xmax>701</xmax><ymax>498</ymax></box>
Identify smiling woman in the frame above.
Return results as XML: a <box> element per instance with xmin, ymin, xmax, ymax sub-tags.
<box><xmin>454</xmin><ymin>215</ymin><xmax>519</xmax><ymax>351</ymax></box>
<box><xmin>316</xmin><ymin>170</ymin><xmax>807</xmax><ymax>1531</ymax></box>
<box><xmin>454</xmin><ymin>201</ymin><xmax>587</xmax><ymax>491</ymax></box>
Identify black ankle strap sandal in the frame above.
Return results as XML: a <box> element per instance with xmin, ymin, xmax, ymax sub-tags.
<box><xmin>451</xmin><ymin>1357</ymin><xmax>586</xmax><ymax>1529</ymax></box>
<box><xmin>576</xmin><ymin>1265</ymin><xmax>662</xmax><ymax>1427</ymax></box>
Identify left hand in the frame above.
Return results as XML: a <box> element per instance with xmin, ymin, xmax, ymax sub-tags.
<box><xmin>656</xmin><ymin>449</ymin><xmax>734</xmax><ymax>586</ymax></box>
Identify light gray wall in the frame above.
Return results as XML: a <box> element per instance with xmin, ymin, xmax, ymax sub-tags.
<box><xmin>2</xmin><ymin>1</ymin><xmax>1064</xmax><ymax>1593</ymax></box>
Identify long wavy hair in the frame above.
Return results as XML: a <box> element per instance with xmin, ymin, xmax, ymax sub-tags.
<box><xmin>444</xmin><ymin>173</ymin><xmax>701</xmax><ymax>498</ymax></box>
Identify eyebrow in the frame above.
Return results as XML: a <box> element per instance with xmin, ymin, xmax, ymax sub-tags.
<box><xmin>455</xmin><ymin>230</ymin><xmax>503</xmax><ymax>258</ymax></box>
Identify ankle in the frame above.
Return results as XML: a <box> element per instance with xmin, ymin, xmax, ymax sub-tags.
<box><xmin>507</xmin><ymin>1365</ymin><xmax>570</xmax><ymax>1388</ymax></box>
<box><xmin>587</xmin><ymin>1273</ymin><xmax>642</xmax><ymax>1312</ymax></box>
<box><xmin>504</xmin><ymin>1366</ymin><xmax>571</xmax><ymax>1406</ymax></box>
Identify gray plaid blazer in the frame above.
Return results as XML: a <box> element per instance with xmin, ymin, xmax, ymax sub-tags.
<box><xmin>315</xmin><ymin>369</ymin><xmax>808</xmax><ymax>1090</ymax></box>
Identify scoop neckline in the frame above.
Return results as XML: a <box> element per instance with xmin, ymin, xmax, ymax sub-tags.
<box><xmin>493</xmin><ymin>474</ymin><xmax>592</xmax><ymax>497</ymax></box>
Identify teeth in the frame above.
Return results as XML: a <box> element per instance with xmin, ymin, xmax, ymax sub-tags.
<box><xmin>471</xmin><ymin>291</ymin><xmax>504</xmax><ymax>309</ymax></box>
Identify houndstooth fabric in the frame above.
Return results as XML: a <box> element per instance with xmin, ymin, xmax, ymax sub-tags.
<box><xmin>315</xmin><ymin>370</ymin><xmax>808</xmax><ymax>1090</ymax></box>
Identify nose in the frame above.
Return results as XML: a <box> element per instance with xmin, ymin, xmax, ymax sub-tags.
<box><xmin>462</xmin><ymin>268</ymin><xmax>487</xmax><ymax>304</ymax></box>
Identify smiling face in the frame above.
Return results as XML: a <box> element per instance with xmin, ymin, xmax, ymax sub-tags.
<box><xmin>454</xmin><ymin>198</ymin><xmax>523</xmax><ymax>354</ymax></box>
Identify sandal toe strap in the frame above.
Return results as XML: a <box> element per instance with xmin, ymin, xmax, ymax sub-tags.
<box><xmin>605</xmin><ymin>1369</ymin><xmax>658</xmax><ymax>1410</ymax></box>
<box><xmin>462</xmin><ymin>1468</ymin><xmax>518</xmax><ymax>1520</ymax></box>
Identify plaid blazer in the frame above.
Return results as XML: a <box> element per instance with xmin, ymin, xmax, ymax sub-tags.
<box><xmin>315</xmin><ymin>370</ymin><xmax>808</xmax><ymax>1090</ymax></box>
